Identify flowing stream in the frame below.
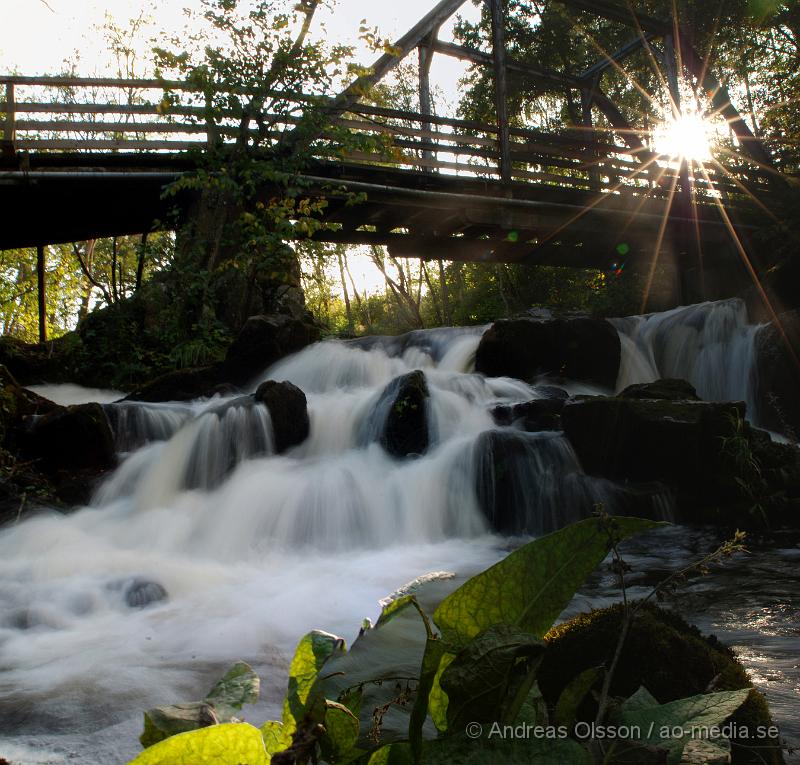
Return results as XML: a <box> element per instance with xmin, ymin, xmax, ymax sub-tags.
<box><xmin>0</xmin><ymin>301</ymin><xmax>797</xmax><ymax>763</ymax></box>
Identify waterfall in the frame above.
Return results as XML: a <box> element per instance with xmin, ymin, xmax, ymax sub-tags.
<box><xmin>612</xmin><ymin>298</ymin><xmax>763</xmax><ymax>417</ymax></box>
<box><xmin>103</xmin><ymin>401</ymin><xmax>194</xmax><ymax>452</ymax></box>
<box><xmin>0</xmin><ymin>320</ymin><xmax>678</xmax><ymax>763</ymax></box>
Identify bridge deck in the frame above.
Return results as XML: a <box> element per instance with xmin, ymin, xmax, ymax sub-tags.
<box><xmin>0</xmin><ymin>74</ymin><xmax>770</xmax><ymax>269</ymax></box>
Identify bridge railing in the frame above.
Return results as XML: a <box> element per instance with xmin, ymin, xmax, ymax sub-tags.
<box><xmin>0</xmin><ymin>75</ymin><xmax>772</xmax><ymax>205</ymax></box>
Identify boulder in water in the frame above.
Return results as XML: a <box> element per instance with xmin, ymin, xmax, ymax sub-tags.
<box><xmin>368</xmin><ymin>370</ymin><xmax>431</xmax><ymax>458</ymax></box>
<box><xmin>540</xmin><ymin>604</ymin><xmax>782</xmax><ymax>765</ymax></box>
<box><xmin>224</xmin><ymin>314</ymin><xmax>320</xmax><ymax>385</ymax></box>
<box><xmin>124</xmin><ymin>578</ymin><xmax>168</xmax><ymax>609</ymax></box>
<box><xmin>22</xmin><ymin>402</ymin><xmax>115</xmax><ymax>473</ymax></box>
<box><xmin>561</xmin><ymin>394</ymin><xmax>743</xmax><ymax>490</ymax></box>
<box><xmin>475</xmin><ymin>316</ymin><xmax>620</xmax><ymax>388</ymax></box>
<box><xmin>561</xmin><ymin>391</ymin><xmax>800</xmax><ymax>525</ymax></box>
<box><xmin>490</xmin><ymin>398</ymin><xmax>565</xmax><ymax>432</ymax></box>
<box><xmin>619</xmin><ymin>378</ymin><xmax>700</xmax><ymax>401</ymax></box>
<box><xmin>254</xmin><ymin>380</ymin><xmax>310</xmax><ymax>453</ymax></box>
<box><xmin>0</xmin><ymin>365</ymin><xmax>59</xmax><ymax>447</ymax></box>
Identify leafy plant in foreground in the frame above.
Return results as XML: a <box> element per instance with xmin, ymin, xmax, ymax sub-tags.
<box><xmin>126</xmin><ymin>517</ymin><xmax>759</xmax><ymax>764</ymax></box>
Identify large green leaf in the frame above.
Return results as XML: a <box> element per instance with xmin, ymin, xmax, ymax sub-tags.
<box><xmin>433</xmin><ymin>517</ymin><xmax>665</xmax><ymax>647</ymax></box>
<box><xmin>615</xmin><ymin>688</ymin><xmax>751</xmax><ymax>765</ymax></box>
<box><xmin>318</xmin><ymin>598</ymin><xmax>432</xmax><ymax>748</ymax></box>
<box><xmin>439</xmin><ymin>624</ymin><xmax>545</xmax><ymax>731</ymax></box>
<box><xmin>127</xmin><ymin>722</ymin><xmax>268</xmax><ymax>765</ymax></box>
<box><xmin>205</xmin><ymin>661</ymin><xmax>260</xmax><ymax>720</ymax></box>
<box><xmin>419</xmin><ymin>734</ymin><xmax>592</xmax><ymax>764</ymax></box>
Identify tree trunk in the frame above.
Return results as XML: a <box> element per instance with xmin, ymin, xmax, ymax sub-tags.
<box><xmin>337</xmin><ymin>249</ymin><xmax>354</xmax><ymax>332</ymax></box>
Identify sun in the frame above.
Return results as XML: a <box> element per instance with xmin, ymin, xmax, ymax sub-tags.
<box><xmin>654</xmin><ymin>110</ymin><xmax>714</xmax><ymax>162</ymax></box>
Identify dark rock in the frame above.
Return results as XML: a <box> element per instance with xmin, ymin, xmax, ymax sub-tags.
<box><xmin>124</xmin><ymin>578</ymin><xmax>168</xmax><ymax>609</ymax></box>
<box><xmin>22</xmin><ymin>402</ymin><xmax>115</xmax><ymax>473</ymax></box>
<box><xmin>0</xmin><ymin>366</ymin><xmax>60</xmax><ymax>447</ymax></box>
<box><xmin>490</xmin><ymin>398</ymin><xmax>564</xmax><ymax>431</ymax></box>
<box><xmin>224</xmin><ymin>314</ymin><xmax>320</xmax><ymax>385</ymax></box>
<box><xmin>475</xmin><ymin>316</ymin><xmax>620</xmax><ymax>388</ymax></box>
<box><xmin>532</xmin><ymin>385</ymin><xmax>569</xmax><ymax>400</ymax></box>
<box><xmin>754</xmin><ymin>311</ymin><xmax>800</xmax><ymax>439</ymax></box>
<box><xmin>562</xmin><ymin>395</ymin><xmax>743</xmax><ymax>488</ymax></box>
<box><xmin>361</xmin><ymin>370</ymin><xmax>431</xmax><ymax>458</ymax></box>
<box><xmin>540</xmin><ymin>604</ymin><xmax>783</xmax><ymax>765</ymax></box>
<box><xmin>472</xmin><ymin>430</ymin><xmax>606</xmax><ymax>534</ymax></box>
<box><xmin>561</xmin><ymin>392</ymin><xmax>800</xmax><ymax>526</ymax></box>
<box><xmin>619</xmin><ymin>378</ymin><xmax>700</xmax><ymax>401</ymax></box>
<box><xmin>125</xmin><ymin>365</ymin><xmax>226</xmax><ymax>403</ymax></box>
<box><xmin>254</xmin><ymin>380</ymin><xmax>310</xmax><ymax>453</ymax></box>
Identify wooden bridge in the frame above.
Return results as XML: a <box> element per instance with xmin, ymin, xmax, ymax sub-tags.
<box><xmin>0</xmin><ymin>0</ymin><xmax>783</xmax><ymax>309</ymax></box>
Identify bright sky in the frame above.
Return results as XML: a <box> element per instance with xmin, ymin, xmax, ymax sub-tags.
<box><xmin>0</xmin><ymin>0</ymin><xmax>481</xmax><ymax>297</ymax></box>
<box><xmin>0</xmin><ymin>0</ymin><xmax>479</xmax><ymax>101</ymax></box>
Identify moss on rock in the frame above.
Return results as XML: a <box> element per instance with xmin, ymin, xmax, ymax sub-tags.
<box><xmin>540</xmin><ymin>603</ymin><xmax>783</xmax><ymax>764</ymax></box>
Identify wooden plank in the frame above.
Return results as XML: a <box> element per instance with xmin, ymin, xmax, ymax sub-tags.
<box><xmin>14</xmin><ymin>138</ymin><xmax>202</xmax><ymax>150</ymax></box>
<box><xmin>431</xmin><ymin>39</ymin><xmax>583</xmax><ymax>90</ymax></box>
<box><xmin>555</xmin><ymin>0</ymin><xmax>669</xmax><ymax>35</ymax></box>
<box><xmin>15</xmin><ymin>119</ymin><xmax>210</xmax><ymax>134</ymax></box>
<box><xmin>579</xmin><ymin>33</ymin><xmax>655</xmax><ymax>80</ymax></box>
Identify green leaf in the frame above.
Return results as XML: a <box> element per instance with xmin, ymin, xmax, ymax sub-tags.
<box><xmin>204</xmin><ymin>661</ymin><xmax>260</xmax><ymax>720</ymax></box>
<box><xmin>368</xmin><ymin>742</ymin><xmax>413</xmax><ymax>765</ymax></box>
<box><xmin>409</xmin><ymin>638</ymin><xmax>446</xmax><ymax>760</ymax></box>
<box><xmin>554</xmin><ymin>666</ymin><xmax>604</xmax><ymax>729</ymax></box>
<box><xmin>284</xmin><ymin>629</ymin><xmax>346</xmax><ymax>729</ymax></box>
<box><xmin>514</xmin><ymin>682</ymin><xmax>549</xmax><ymax>726</ymax></box>
<box><xmin>618</xmin><ymin>686</ymin><xmax>659</xmax><ymax>715</ymax></box>
<box><xmin>139</xmin><ymin>661</ymin><xmax>259</xmax><ymax>748</ymax></box>
<box><xmin>433</xmin><ymin>517</ymin><xmax>665</xmax><ymax>647</ymax></box>
<box><xmin>427</xmin><ymin>651</ymin><xmax>456</xmax><ymax>733</ymax></box>
<box><xmin>320</xmin><ymin>700</ymin><xmax>362</xmax><ymax>763</ymax></box>
<box><xmin>260</xmin><ymin>720</ymin><xmax>293</xmax><ymax>757</ymax></box>
<box><xmin>127</xmin><ymin>722</ymin><xmax>268</xmax><ymax>765</ymax></box>
<box><xmin>419</xmin><ymin>734</ymin><xmax>592</xmax><ymax>764</ymax></box>
<box><xmin>616</xmin><ymin>688</ymin><xmax>751</xmax><ymax>765</ymax></box>
<box><xmin>319</xmin><ymin>600</ymin><xmax>430</xmax><ymax>748</ymax></box>
<box><xmin>439</xmin><ymin>625</ymin><xmax>546</xmax><ymax>731</ymax></box>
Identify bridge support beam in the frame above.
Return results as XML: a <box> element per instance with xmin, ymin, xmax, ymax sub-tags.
<box><xmin>36</xmin><ymin>244</ymin><xmax>46</xmax><ymax>343</ymax></box>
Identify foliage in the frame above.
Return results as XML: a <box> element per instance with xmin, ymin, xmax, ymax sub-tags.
<box><xmin>126</xmin><ymin>515</ymin><xmax>765</xmax><ymax>765</ymax></box>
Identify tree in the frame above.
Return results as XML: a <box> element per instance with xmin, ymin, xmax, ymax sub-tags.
<box><xmin>151</xmin><ymin>0</ymin><xmax>363</xmax><ymax>333</ymax></box>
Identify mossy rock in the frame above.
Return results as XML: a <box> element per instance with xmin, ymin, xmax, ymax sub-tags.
<box><xmin>540</xmin><ymin>603</ymin><xmax>783</xmax><ymax>764</ymax></box>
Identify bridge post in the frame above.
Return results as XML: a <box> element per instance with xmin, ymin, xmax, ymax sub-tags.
<box><xmin>36</xmin><ymin>244</ymin><xmax>47</xmax><ymax>343</ymax></box>
<box><xmin>581</xmin><ymin>77</ymin><xmax>602</xmax><ymax>192</ymax></box>
<box><xmin>2</xmin><ymin>83</ymin><xmax>15</xmax><ymax>157</ymax></box>
<box><xmin>418</xmin><ymin>30</ymin><xmax>438</xmax><ymax>166</ymax></box>
<box><xmin>488</xmin><ymin>0</ymin><xmax>511</xmax><ymax>184</ymax></box>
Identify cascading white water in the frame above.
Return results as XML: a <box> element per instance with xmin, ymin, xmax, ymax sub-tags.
<box><xmin>612</xmin><ymin>298</ymin><xmax>764</xmax><ymax>417</ymax></box>
<box><xmin>0</xmin><ymin>326</ymin><xmax>635</xmax><ymax>763</ymax></box>
<box><xmin>14</xmin><ymin>315</ymin><xmax>800</xmax><ymax>764</ymax></box>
